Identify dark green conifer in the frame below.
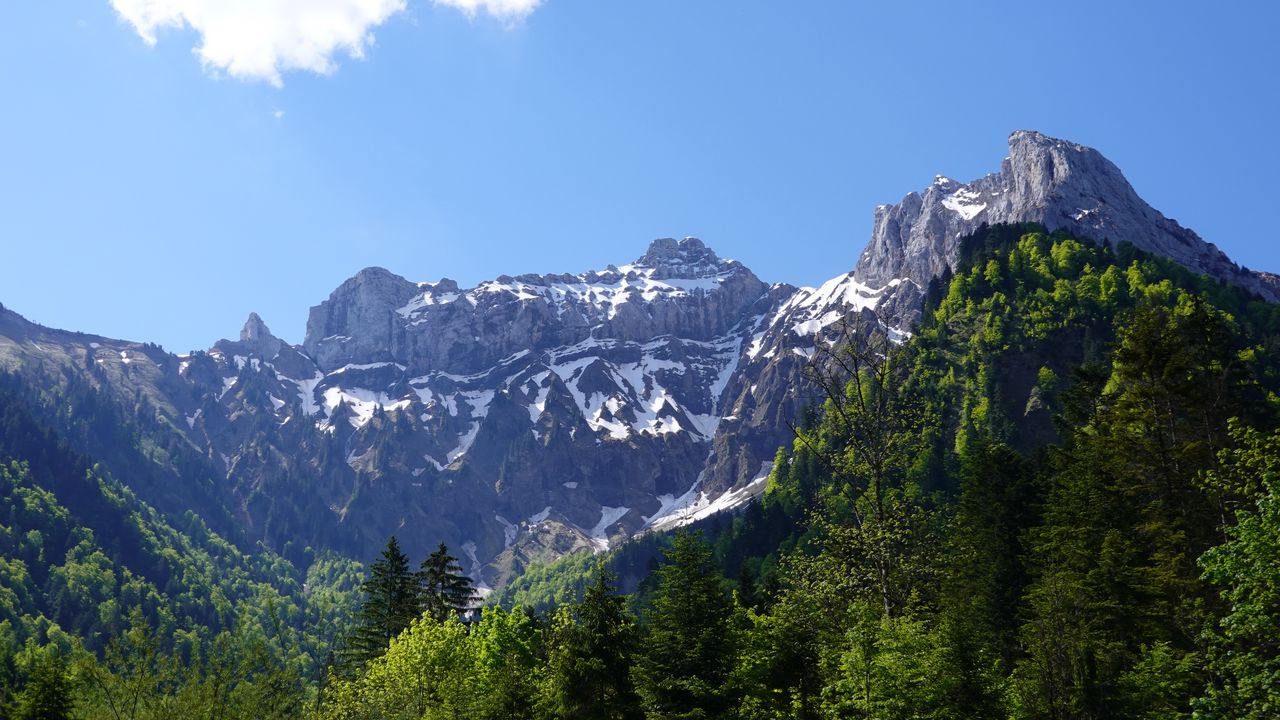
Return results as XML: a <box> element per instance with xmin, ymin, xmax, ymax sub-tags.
<box><xmin>344</xmin><ymin>536</ymin><xmax>420</xmax><ymax>668</ymax></box>
<box><xmin>418</xmin><ymin>542</ymin><xmax>475</xmax><ymax>623</ymax></box>
<box><xmin>634</xmin><ymin>531</ymin><xmax>737</xmax><ymax>718</ymax></box>
<box><xmin>545</xmin><ymin>566</ymin><xmax>643</xmax><ymax>720</ymax></box>
<box><xmin>13</xmin><ymin>651</ymin><xmax>74</xmax><ymax>720</ymax></box>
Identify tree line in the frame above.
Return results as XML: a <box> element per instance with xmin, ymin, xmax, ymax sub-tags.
<box><xmin>4</xmin><ymin>225</ymin><xmax>1280</xmax><ymax>718</ymax></box>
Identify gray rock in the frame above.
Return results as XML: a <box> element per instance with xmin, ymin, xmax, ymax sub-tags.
<box><xmin>855</xmin><ymin>130</ymin><xmax>1280</xmax><ymax>303</ymax></box>
<box><xmin>4</xmin><ymin>130</ymin><xmax>1274</xmax><ymax>585</ymax></box>
<box><xmin>239</xmin><ymin>312</ymin><xmax>284</xmax><ymax>358</ymax></box>
<box><xmin>302</xmin><ymin>238</ymin><xmax>770</xmax><ymax>377</ymax></box>
<box><xmin>303</xmin><ymin>267</ymin><xmax>420</xmax><ymax>371</ymax></box>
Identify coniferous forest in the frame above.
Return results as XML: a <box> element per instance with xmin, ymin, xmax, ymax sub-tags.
<box><xmin>3</xmin><ymin>225</ymin><xmax>1280</xmax><ymax>718</ymax></box>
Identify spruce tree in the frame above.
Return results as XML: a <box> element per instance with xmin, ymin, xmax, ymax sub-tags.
<box><xmin>545</xmin><ymin>567</ymin><xmax>643</xmax><ymax>720</ymax></box>
<box><xmin>419</xmin><ymin>542</ymin><xmax>476</xmax><ymax>623</ymax></box>
<box><xmin>13</xmin><ymin>651</ymin><xmax>74</xmax><ymax>720</ymax></box>
<box><xmin>344</xmin><ymin>536</ymin><xmax>420</xmax><ymax>668</ymax></box>
<box><xmin>634</xmin><ymin>531</ymin><xmax>737</xmax><ymax>719</ymax></box>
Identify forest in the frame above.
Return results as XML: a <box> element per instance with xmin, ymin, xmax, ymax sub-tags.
<box><xmin>3</xmin><ymin>224</ymin><xmax>1279</xmax><ymax>719</ymax></box>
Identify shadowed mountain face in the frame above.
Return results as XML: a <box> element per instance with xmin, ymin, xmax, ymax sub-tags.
<box><xmin>1</xmin><ymin>131</ymin><xmax>1271</xmax><ymax>586</ymax></box>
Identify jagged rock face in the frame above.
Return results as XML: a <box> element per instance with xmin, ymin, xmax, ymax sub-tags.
<box><xmin>240</xmin><ymin>312</ymin><xmax>283</xmax><ymax>355</ymax></box>
<box><xmin>236</xmin><ymin>238</ymin><xmax>791</xmax><ymax>583</ymax></box>
<box><xmin>2</xmin><ymin>131</ymin><xmax>1274</xmax><ymax>587</ymax></box>
<box><xmin>856</xmin><ymin>130</ymin><xmax>1280</xmax><ymax>303</ymax></box>
<box><xmin>292</xmin><ymin>237</ymin><xmax>919</xmax><ymax>545</ymax></box>
<box><xmin>303</xmin><ymin>238</ymin><xmax>769</xmax><ymax>375</ymax></box>
<box><xmin>303</xmin><ymin>268</ymin><xmax>421</xmax><ymax>370</ymax></box>
<box><xmin>697</xmin><ymin>274</ymin><xmax>919</xmax><ymax>498</ymax></box>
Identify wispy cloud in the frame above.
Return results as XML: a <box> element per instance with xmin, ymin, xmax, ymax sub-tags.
<box><xmin>433</xmin><ymin>0</ymin><xmax>542</xmax><ymax>21</ymax></box>
<box><xmin>110</xmin><ymin>0</ymin><xmax>542</xmax><ymax>86</ymax></box>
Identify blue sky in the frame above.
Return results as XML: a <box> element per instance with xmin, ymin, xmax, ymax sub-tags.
<box><xmin>2</xmin><ymin>1</ymin><xmax>1278</xmax><ymax>352</ymax></box>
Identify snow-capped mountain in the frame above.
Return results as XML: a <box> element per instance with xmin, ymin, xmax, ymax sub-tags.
<box><xmin>248</xmin><ymin>237</ymin><xmax>801</xmax><ymax>584</ymax></box>
<box><xmin>855</xmin><ymin>130</ymin><xmax>1280</xmax><ymax>305</ymax></box>
<box><xmin>1</xmin><ymin>130</ymin><xmax>1271</xmax><ymax>586</ymax></box>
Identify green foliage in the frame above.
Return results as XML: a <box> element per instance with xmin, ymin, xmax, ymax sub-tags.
<box><xmin>69</xmin><ymin>605</ymin><xmax>306</xmax><ymax>720</ymax></box>
<box><xmin>544</xmin><ymin>567</ymin><xmax>642</xmax><ymax>719</ymax></box>
<box><xmin>12</xmin><ymin>647</ymin><xmax>74</xmax><ymax>720</ymax></box>
<box><xmin>1196</xmin><ymin>425</ymin><xmax>1280</xmax><ymax>719</ymax></box>
<box><xmin>490</xmin><ymin>549</ymin><xmax>598</xmax><ymax>613</ymax></box>
<box><xmin>820</xmin><ymin>604</ymin><xmax>957</xmax><ymax>719</ymax></box>
<box><xmin>469</xmin><ymin>606</ymin><xmax>541</xmax><ymax>719</ymax></box>
<box><xmin>633</xmin><ymin>532</ymin><xmax>739</xmax><ymax>719</ymax></box>
<box><xmin>321</xmin><ymin>615</ymin><xmax>474</xmax><ymax>720</ymax></box>
<box><xmin>321</xmin><ymin>605</ymin><xmax>539</xmax><ymax>720</ymax></box>
<box><xmin>418</xmin><ymin>543</ymin><xmax>476</xmax><ymax>624</ymax></box>
<box><xmin>344</xmin><ymin>536</ymin><xmax>421</xmax><ymax>669</ymax></box>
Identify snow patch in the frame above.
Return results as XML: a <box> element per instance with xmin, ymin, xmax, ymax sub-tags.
<box><xmin>461</xmin><ymin>542</ymin><xmax>490</xmax><ymax>592</ymax></box>
<box><xmin>495</xmin><ymin>515</ymin><xmax>519</xmax><ymax>548</ymax></box>
<box><xmin>446</xmin><ymin>422</ymin><xmax>481</xmax><ymax>463</ymax></box>
<box><xmin>941</xmin><ymin>187</ymin><xmax>987</xmax><ymax>220</ymax></box>
<box><xmin>321</xmin><ymin>387</ymin><xmax>411</xmax><ymax>428</ymax></box>
<box><xmin>218</xmin><ymin>375</ymin><xmax>238</xmax><ymax>400</ymax></box>
<box><xmin>646</xmin><ymin>461</ymin><xmax>772</xmax><ymax>532</ymax></box>
<box><xmin>291</xmin><ymin>372</ymin><xmax>324</xmax><ymax>415</ymax></box>
<box><xmin>589</xmin><ymin>506</ymin><xmax>631</xmax><ymax>551</ymax></box>
<box><xmin>329</xmin><ymin>361</ymin><xmax>406</xmax><ymax>374</ymax></box>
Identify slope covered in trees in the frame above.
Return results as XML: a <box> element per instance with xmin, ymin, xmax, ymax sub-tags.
<box><xmin>473</xmin><ymin>223</ymin><xmax>1280</xmax><ymax>718</ymax></box>
<box><xmin>4</xmin><ymin>223</ymin><xmax>1280</xmax><ymax>718</ymax></box>
<box><xmin>0</xmin><ymin>370</ymin><xmax>364</xmax><ymax>716</ymax></box>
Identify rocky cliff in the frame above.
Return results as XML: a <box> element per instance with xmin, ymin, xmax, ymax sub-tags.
<box><xmin>856</xmin><ymin>130</ymin><xmax>1280</xmax><ymax>304</ymax></box>
<box><xmin>1</xmin><ymin>130</ymin><xmax>1271</xmax><ymax>586</ymax></box>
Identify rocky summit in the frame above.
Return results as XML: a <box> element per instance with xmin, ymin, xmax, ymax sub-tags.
<box><xmin>856</xmin><ymin>130</ymin><xmax>1280</xmax><ymax>306</ymax></box>
<box><xmin>0</xmin><ymin>131</ymin><xmax>1272</xmax><ymax>588</ymax></box>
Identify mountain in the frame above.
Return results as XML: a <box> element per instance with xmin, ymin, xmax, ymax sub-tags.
<box><xmin>696</xmin><ymin>129</ymin><xmax>1280</xmax><ymax>500</ymax></box>
<box><xmin>0</xmin><ymin>130</ymin><xmax>1273</xmax><ymax>590</ymax></box>
<box><xmin>856</xmin><ymin>130</ymin><xmax>1280</xmax><ymax>304</ymax></box>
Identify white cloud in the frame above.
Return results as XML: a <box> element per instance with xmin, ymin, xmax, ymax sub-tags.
<box><xmin>273</xmin><ymin>109</ymin><xmax>286</xmax><ymax>120</ymax></box>
<box><xmin>433</xmin><ymin>0</ymin><xmax>541</xmax><ymax>21</ymax></box>
<box><xmin>110</xmin><ymin>0</ymin><xmax>542</xmax><ymax>86</ymax></box>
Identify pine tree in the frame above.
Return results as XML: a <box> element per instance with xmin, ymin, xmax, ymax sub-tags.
<box><xmin>13</xmin><ymin>651</ymin><xmax>74</xmax><ymax>720</ymax></box>
<box><xmin>545</xmin><ymin>567</ymin><xmax>643</xmax><ymax>720</ymax></box>
<box><xmin>634</xmin><ymin>532</ymin><xmax>737</xmax><ymax>719</ymax></box>
<box><xmin>419</xmin><ymin>542</ymin><xmax>475</xmax><ymax>623</ymax></box>
<box><xmin>1011</xmin><ymin>299</ymin><xmax>1258</xmax><ymax>717</ymax></box>
<box><xmin>344</xmin><ymin>536</ymin><xmax>421</xmax><ymax>668</ymax></box>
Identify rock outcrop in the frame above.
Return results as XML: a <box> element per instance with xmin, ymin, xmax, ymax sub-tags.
<box><xmin>856</xmin><ymin>130</ymin><xmax>1280</xmax><ymax>303</ymax></box>
<box><xmin>2</xmin><ymin>131</ymin><xmax>1272</xmax><ymax>585</ymax></box>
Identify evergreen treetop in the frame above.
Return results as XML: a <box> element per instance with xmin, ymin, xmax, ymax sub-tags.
<box><xmin>419</xmin><ymin>542</ymin><xmax>476</xmax><ymax>623</ymax></box>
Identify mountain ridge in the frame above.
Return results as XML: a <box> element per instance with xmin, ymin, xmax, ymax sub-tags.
<box><xmin>856</xmin><ymin>130</ymin><xmax>1280</xmax><ymax>304</ymax></box>
<box><xmin>1</xmin><ymin>130</ymin><xmax>1274</xmax><ymax>589</ymax></box>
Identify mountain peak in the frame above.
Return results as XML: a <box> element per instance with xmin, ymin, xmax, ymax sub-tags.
<box><xmin>239</xmin><ymin>312</ymin><xmax>284</xmax><ymax>357</ymax></box>
<box><xmin>633</xmin><ymin>237</ymin><xmax>725</xmax><ymax>279</ymax></box>
<box><xmin>1008</xmin><ymin>129</ymin><xmax>1087</xmax><ymax>152</ymax></box>
<box><xmin>240</xmin><ymin>312</ymin><xmax>274</xmax><ymax>344</ymax></box>
<box><xmin>854</xmin><ymin>130</ymin><xmax>1280</xmax><ymax>303</ymax></box>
